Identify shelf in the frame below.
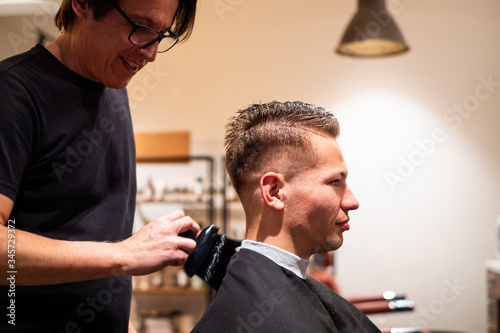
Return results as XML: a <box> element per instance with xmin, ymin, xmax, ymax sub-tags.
<box><xmin>136</xmin><ymin>156</ymin><xmax>215</xmax><ymax>225</ymax></box>
<box><xmin>133</xmin><ymin>154</ymin><xmax>215</xmax><ymax>333</ymax></box>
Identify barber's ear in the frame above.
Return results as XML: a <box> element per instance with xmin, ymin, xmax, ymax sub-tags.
<box><xmin>72</xmin><ymin>0</ymin><xmax>90</xmax><ymax>18</ymax></box>
<box><xmin>260</xmin><ymin>172</ymin><xmax>284</xmax><ymax>211</ymax></box>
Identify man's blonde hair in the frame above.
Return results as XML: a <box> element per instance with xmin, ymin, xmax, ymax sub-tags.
<box><xmin>225</xmin><ymin>101</ymin><xmax>340</xmax><ymax>193</ymax></box>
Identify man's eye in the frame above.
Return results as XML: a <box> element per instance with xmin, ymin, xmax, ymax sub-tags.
<box><xmin>331</xmin><ymin>180</ymin><xmax>340</xmax><ymax>186</ymax></box>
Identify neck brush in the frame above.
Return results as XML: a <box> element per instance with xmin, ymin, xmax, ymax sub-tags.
<box><xmin>184</xmin><ymin>225</ymin><xmax>241</xmax><ymax>290</ymax></box>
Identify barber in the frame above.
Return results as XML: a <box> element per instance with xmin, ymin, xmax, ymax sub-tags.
<box><xmin>0</xmin><ymin>0</ymin><xmax>198</xmax><ymax>332</ymax></box>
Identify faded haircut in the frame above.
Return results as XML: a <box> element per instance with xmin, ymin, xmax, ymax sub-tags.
<box><xmin>225</xmin><ymin>101</ymin><xmax>340</xmax><ymax>194</ymax></box>
<box><xmin>54</xmin><ymin>0</ymin><xmax>197</xmax><ymax>42</ymax></box>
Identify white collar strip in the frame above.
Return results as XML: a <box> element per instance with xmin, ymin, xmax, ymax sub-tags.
<box><xmin>238</xmin><ymin>240</ymin><xmax>309</xmax><ymax>279</ymax></box>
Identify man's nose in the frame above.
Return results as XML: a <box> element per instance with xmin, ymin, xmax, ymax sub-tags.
<box><xmin>342</xmin><ymin>185</ymin><xmax>360</xmax><ymax>211</ymax></box>
<box><xmin>136</xmin><ymin>43</ymin><xmax>158</xmax><ymax>62</ymax></box>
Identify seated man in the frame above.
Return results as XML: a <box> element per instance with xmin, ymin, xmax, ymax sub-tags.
<box><xmin>192</xmin><ymin>101</ymin><xmax>381</xmax><ymax>333</ymax></box>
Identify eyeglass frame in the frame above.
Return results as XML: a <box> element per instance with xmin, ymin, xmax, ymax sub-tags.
<box><xmin>112</xmin><ymin>3</ymin><xmax>179</xmax><ymax>53</ymax></box>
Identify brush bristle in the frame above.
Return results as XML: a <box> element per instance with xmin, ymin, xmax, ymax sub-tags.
<box><xmin>196</xmin><ymin>234</ymin><xmax>240</xmax><ymax>290</ymax></box>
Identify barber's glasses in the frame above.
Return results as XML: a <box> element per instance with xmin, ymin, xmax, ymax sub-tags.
<box><xmin>112</xmin><ymin>3</ymin><xmax>178</xmax><ymax>53</ymax></box>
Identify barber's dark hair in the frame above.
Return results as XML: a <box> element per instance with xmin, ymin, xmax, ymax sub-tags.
<box><xmin>55</xmin><ymin>0</ymin><xmax>197</xmax><ymax>42</ymax></box>
<box><xmin>225</xmin><ymin>101</ymin><xmax>340</xmax><ymax>193</ymax></box>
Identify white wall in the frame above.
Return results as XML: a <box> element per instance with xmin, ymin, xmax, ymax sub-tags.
<box><xmin>2</xmin><ymin>0</ymin><xmax>499</xmax><ymax>331</ymax></box>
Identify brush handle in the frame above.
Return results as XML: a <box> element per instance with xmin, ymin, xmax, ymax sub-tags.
<box><xmin>184</xmin><ymin>225</ymin><xmax>220</xmax><ymax>277</ymax></box>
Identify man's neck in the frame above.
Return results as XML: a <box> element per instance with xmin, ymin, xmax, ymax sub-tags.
<box><xmin>240</xmin><ymin>240</ymin><xmax>310</xmax><ymax>279</ymax></box>
<box><xmin>45</xmin><ymin>34</ymin><xmax>67</xmax><ymax>65</ymax></box>
<box><xmin>45</xmin><ymin>33</ymin><xmax>87</xmax><ymax>80</ymax></box>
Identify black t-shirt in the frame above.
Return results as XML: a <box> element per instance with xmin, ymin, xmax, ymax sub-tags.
<box><xmin>0</xmin><ymin>44</ymin><xmax>136</xmax><ymax>332</ymax></box>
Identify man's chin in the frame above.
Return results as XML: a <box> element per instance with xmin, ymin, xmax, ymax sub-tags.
<box><xmin>313</xmin><ymin>239</ymin><xmax>343</xmax><ymax>254</ymax></box>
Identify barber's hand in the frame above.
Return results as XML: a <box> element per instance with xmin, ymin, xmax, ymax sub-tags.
<box><xmin>116</xmin><ymin>210</ymin><xmax>200</xmax><ymax>276</ymax></box>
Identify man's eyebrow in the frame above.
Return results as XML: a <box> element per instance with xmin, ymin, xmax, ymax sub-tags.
<box><xmin>132</xmin><ymin>13</ymin><xmax>171</xmax><ymax>32</ymax></box>
<box><xmin>332</xmin><ymin>169</ymin><xmax>348</xmax><ymax>179</ymax></box>
<box><xmin>327</xmin><ymin>169</ymin><xmax>347</xmax><ymax>179</ymax></box>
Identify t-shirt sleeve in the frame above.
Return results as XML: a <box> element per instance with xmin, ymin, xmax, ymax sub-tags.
<box><xmin>0</xmin><ymin>72</ymin><xmax>38</xmax><ymax>201</ymax></box>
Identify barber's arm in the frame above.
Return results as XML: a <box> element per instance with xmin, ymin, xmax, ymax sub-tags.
<box><xmin>129</xmin><ymin>319</ymin><xmax>138</xmax><ymax>333</ymax></box>
<box><xmin>0</xmin><ymin>193</ymin><xmax>199</xmax><ymax>286</ymax></box>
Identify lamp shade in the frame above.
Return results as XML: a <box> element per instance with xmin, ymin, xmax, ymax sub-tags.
<box><xmin>336</xmin><ymin>0</ymin><xmax>409</xmax><ymax>57</ymax></box>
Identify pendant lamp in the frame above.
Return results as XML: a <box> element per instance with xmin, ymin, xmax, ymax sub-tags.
<box><xmin>336</xmin><ymin>0</ymin><xmax>409</xmax><ymax>57</ymax></box>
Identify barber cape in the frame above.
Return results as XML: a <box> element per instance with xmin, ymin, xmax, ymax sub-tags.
<box><xmin>192</xmin><ymin>248</ymin><xmax>381</xmax><ymax>333</ymax></box>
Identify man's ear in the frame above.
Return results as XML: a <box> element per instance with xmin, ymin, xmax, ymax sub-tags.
<box><xmin>260</xmin><ymin>172</ymin><xmax>284</xmax><ymax>211</ymax></box>
<box><xmin>72</xmin><ymin>0</ymin><xmax>90</xmax><ymax>19</ymax></box>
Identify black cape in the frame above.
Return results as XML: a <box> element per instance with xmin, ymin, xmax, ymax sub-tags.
<box><xmin>192</xmin><ymin>249</ymin><xmax>381</xmax><ymax>333</ymax></box>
